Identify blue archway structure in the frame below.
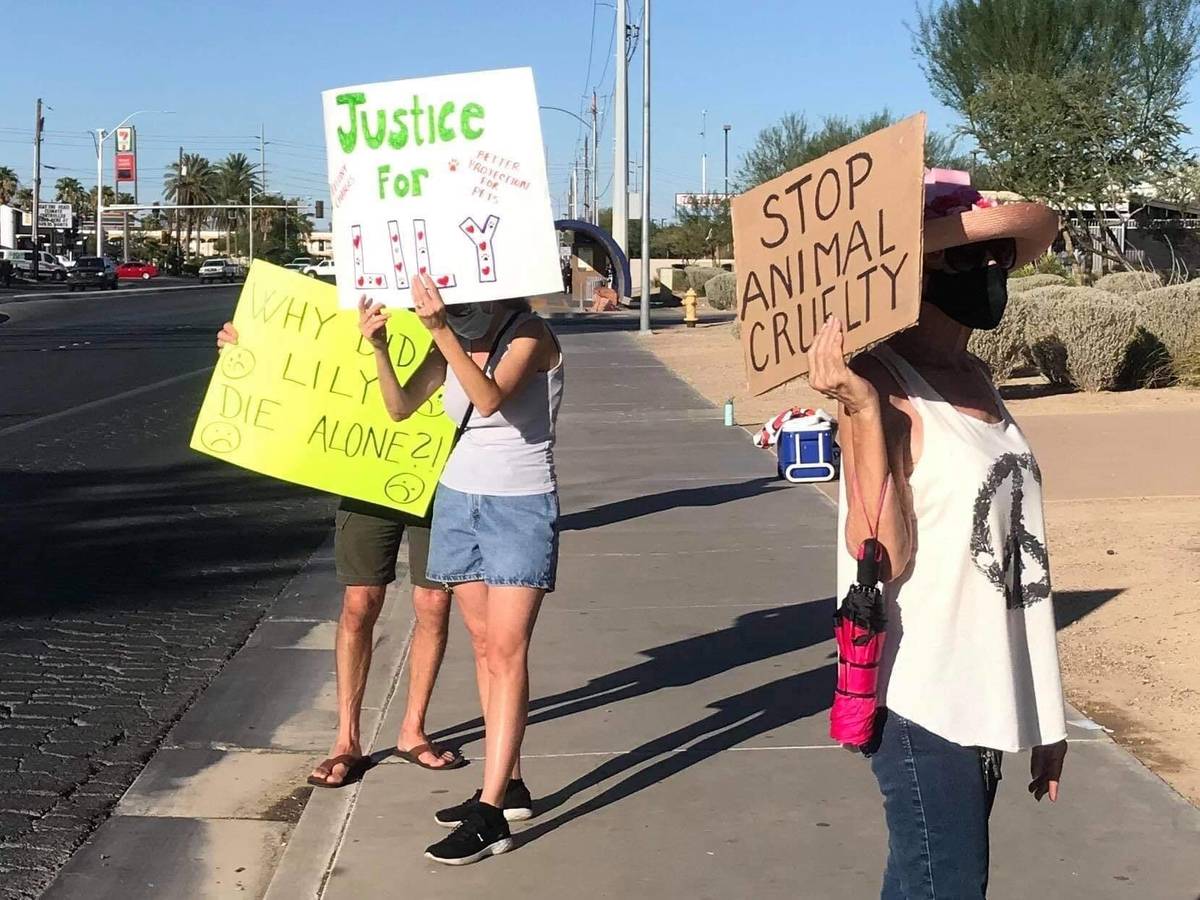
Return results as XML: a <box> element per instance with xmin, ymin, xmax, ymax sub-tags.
<box><xmin>555</xmin><ymin>219</ymin><xmax>632</xmax><ymax>301</ymax></box>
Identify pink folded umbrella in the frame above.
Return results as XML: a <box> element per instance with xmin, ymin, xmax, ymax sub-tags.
<box><xmin>830</xmin><ymin>475</ymin><xmax>891</xmax><ymax>750</ymax></box>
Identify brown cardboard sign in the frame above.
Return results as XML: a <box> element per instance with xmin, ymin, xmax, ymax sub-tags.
<box><xmin>731</xmin><ymin>114</ymin><xmax>926</xmax><ymax>394</ymax></box>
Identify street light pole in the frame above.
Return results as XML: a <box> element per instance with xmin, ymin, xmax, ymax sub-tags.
<box><xmin>639</xmin><ymin>0</ymin><xmax>652</xmax><ymax>333</ymax></box>
<box><xmin>94</xmin><ymin>110</ymin><xmax>172</xmax><ymax>258</ymax></box>
<box><xmin>539</xmin><ymin>105</ymin><xmax>596</xmax><ymax>223</ymax></box>
<box><xmin>723</xmin><ymin>124</ymin><xmax>731</xmax><ymax>197</ymax></box>
<box><xmin>613</xmin><ymin>0</ymin><xmax>629</xmax><ymax>256</ymax></box>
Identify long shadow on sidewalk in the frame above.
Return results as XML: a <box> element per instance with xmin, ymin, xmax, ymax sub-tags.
<box><xmin>560</xmin><ymin>477</ymin><xmax>788</xmax><ymax>531</ymax></box>
<box><xmin>515</xmin><ymin>663</ymin><xmax>836</xmax><ymax>847</ymax></box>
<box><xmin>433</xmin><ymin>597</ymin><xmax>835</xmax><ymax>751</ymax></box>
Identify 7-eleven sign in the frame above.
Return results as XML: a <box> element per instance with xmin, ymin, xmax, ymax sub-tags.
<box><xmin>115</xmin><ymin>126</ymin><xmax>135</xmax><ymax>153</ymax></box>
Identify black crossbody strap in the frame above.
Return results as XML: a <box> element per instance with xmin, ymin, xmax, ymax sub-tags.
<box><xmin>455</xmin><ymin>310</ymin><xmax>524</xmax><ymax>435</ymax></box>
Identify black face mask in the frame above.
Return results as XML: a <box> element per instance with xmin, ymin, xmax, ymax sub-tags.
<box><xmin>924</xmin><ymin>265</ymin><xmax>1009</xmax><ymax>331</ymax></box>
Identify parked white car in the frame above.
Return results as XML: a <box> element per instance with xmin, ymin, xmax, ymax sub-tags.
<box><xmin>198</xmin><ymin>258</ymin><xmax>246</xmax><ymax>284</ymax></box>
<box><xmin>302</xmin><ymin>259</ymin><xmax>337</xmax><ymax>279</ymax></box>
<box><xmin>284</xmin><ymin>256</ymin><xmax>315</xmax><ymax>271</ymax></box>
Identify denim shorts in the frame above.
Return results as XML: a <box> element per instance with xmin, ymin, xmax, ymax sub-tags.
<box><xmin>426</xmin><ymin>486</ymin><xmax>559</xmax><ymax>591</ymax></box>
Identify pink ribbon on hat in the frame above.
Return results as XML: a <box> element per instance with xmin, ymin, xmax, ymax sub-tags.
<box><xmin>924</xmin><ymin>168</ymin><xmax>997</xmax><ymax>220</ymax></box>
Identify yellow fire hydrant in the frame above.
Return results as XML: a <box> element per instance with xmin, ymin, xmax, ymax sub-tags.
<box><xmin>682</xmin><ymin>288</ymin><xmax>698</xmax><ymax>327</ymax></box>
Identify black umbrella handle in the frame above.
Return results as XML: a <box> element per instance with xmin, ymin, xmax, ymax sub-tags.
<box><xmin>857</xmin><ymin>538</ymin><xmax>882</xmax><ymax>587</ymax></box>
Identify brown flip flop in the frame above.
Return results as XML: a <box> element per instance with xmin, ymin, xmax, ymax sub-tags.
<box><xmin>395</xmin><ymin>743</ymin><xmax>467</xmax><ymax>771</ymax></box>
<box><xmin>307</xmin><ymin>753</ymin><xmax>373</xmax><ymax>789</ymax></box>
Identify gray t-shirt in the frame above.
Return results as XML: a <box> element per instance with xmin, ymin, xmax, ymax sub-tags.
<box><xmin>440</xmin><ymin>312</ymin><xmax>564</xmax><ymax>496</ymax></box>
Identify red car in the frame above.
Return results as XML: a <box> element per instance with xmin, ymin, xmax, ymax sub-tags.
<box><xmin>117</xmin><ymin>260</ymin><xmax>159</xmax><ymax>281</ymax></box>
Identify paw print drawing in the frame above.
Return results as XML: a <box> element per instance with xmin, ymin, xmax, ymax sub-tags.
<box><xmin>448</xmin><ymin>159</ymin><xmax>459</xmax><ymax>172</ymax></box>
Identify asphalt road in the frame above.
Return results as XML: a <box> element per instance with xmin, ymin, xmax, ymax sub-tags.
<box><xmin>0</xmin><ymin>285</ymin><xmax>334</xmax><ymax>898</ymax></box>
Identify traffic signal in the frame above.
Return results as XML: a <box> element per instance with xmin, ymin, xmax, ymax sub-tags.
<box><xmin>314</xmin><ymin>200</ymin><xmax>324</xmax><ymax>218</ymax></box>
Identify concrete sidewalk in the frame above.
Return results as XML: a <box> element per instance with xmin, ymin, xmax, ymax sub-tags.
<box><xmin>272</xmin><ymin>327</ymin><xmax>1199</xmax><ymax>898</ymax></box>
<box><xmin>42</xmin><ymin>323</ymin><xmax>1200</xmax><ymax>899</ymax></box>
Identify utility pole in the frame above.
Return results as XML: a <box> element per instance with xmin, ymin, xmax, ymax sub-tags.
<box><xmin>700</xmin><ymin>109</ymin><xmax>707</xmax><ymax>196</ymax></box>
<box><xmin>95</xmin><ymin>129</ymin><xmax>104</xmax><ymax>257</ymax></box>
<box><xmin>260</xmin><ymin>124</ymin><xmax>267</xmax><ymax>194</ymax></box>
<box><xmin>569</xmin><ymin>166</ymin><xmax>578</xmax><ymax>219</ymax></box>
<box><xmin>612</xmin><ymin>0</ymin><xmax>629</xmax><ymax>257</ymax></box>
<box><xmin>591</xmin><ymin>92</ymin><xmax>599</xmax><ymax>225</ymax></box>
<box><xmin>31</xmin><ymin>99</ymin><xmax>43</xmax><ymax>279</ymax></box>
<box><xmin>583</xmin><ymin>139</ymin><xmax>591</xmax><ymax>223</ymax></box>
<box><xmin>639</xmin><ymin>0</ymin><xmax>652</xmax><ymax>333</ymax></box>
<box><xmin>174</xmin><ymin>147</ymin><xmax>183</xmax><ymax>262</ymax></box>
<box><xmin>723</xmin><ymin>124</ymin><xmax>731</xmax><ymax>196</ymax></box>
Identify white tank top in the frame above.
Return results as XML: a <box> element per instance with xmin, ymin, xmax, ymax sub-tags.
<box><xmin>439</xmin><ymin>311</ymin><xmax>564</xmax><ymax>496</ymax></box>
<box><xmin>836</xmin><ymin>344</ymin><xmax>1066</xmax><ymax>752</ymax></box>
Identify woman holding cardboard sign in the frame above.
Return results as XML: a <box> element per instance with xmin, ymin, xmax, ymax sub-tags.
<box><xmin>806</xmin><ymin>171</ymin><xmax>1068</xmax><ymax>899</ymax></box>
<box><xmin>360</xmin><ymin>274</ymin><xmax>563</xmax><ymax>866</ymax></box>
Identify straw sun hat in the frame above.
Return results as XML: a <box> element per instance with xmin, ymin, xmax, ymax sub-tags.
<box><xmin>922</xmin><ymin>168</ymin><xmax>1060</xmax><ymax>268</ymax></box>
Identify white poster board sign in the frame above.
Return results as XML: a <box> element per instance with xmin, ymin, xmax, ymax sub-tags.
<box><xmin>322</xmin><ymin>67</ymin><xmax>562</xmax><ymax>309</ymax></box>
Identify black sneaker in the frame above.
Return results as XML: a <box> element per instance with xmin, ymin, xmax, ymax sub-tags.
<box><xmin>424</xmin><ymin>803</ymin><xmax>512</xmax><ymax>866</ymax></box>
<box><xmin>434</xmin><ymin>779</ymin><xmax>533</xmax><ymax>827</ymax></box>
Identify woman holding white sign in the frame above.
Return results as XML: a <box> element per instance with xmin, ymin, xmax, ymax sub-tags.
<box><xmin>806</xmin><ymin>171</ymin><xmax>1068</xmax><ymax>899</ymax></box>
<box><xmin>359</xmin><ymin>274</ymin><xmax>564</xmax><ymax>866</ymax></box>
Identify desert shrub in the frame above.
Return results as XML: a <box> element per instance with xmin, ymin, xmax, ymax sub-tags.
<box><xmin>705</xmin><ymin>272</ymin><xmax>737</xmax><ymax>310</ymax></box>
<box><xmin>685</xmin><ymin>265</ymin><xmax>723</xmax><ymax>294</ymax></box>
<box><xmin>658</xmin><ymin>267</ymin><xmax>688</xmax><ymax>292</ymax></box>
<box><xmin>1032</xmin><ymin>252</ymin><xmax>1071</xmax><ymax>278</ymax></box>
<box><xmin>967</xmin><ymin>290</ymin><xmax>1035</xmax><ymax>381</ymax></box>
<box><xmin>1132</xmin><ymin>283</ymin><xmax>1200</xmax><ymax>361</ymax></box>
<box><xmin>1024</xmin><ymin>287</ymin><xmax>1140</xmax><ymax>391</ymax></box>
<box><xmin>1009</xmin><ymin>273</ymin><xmax>1067</xmax><ymax>292</ymax></box>
<box><xmin>1095</xmin><ymin>271</ymin><xmax>1163</xmax><ymax>294</ymax></box>
<box><xmin>1173</xmin><ymin>344</ymin><xmax>1200</xmax><ymax>388</ymax></box>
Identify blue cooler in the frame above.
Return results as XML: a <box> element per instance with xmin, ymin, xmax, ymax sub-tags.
<box><xmin>778</xmin><ymin>418</ymin><xmax>839</xmax><ymax>483</ymax></box>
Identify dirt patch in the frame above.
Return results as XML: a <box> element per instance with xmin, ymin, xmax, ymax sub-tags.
<box><xmin>647</xmin><ymin>320</ymin><xmax>1200</xmax><ymax>805</ymax></box>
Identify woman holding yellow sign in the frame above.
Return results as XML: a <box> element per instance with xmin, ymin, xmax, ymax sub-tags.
<box><xmin>359</xmin><ymin>273</ymin><xmax>564</xmax><ymax>866</ymax></box>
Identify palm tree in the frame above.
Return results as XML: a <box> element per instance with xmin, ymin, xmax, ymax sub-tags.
<box><xmin>14</xmin><ymin>187</ymin><xmax>33</xmax><ymax>211</ymax></box>
<box><xmin>55</xmin><ymin>177</ymin><xmax>88</xmax><ymax>221</ymax></box>
<box><xmin>0</xmin><ymin>166</ymin><xmax>19</xmax><ymax>205</ymax></box>
<box><xmin>215</xmin><ymin>152</ymin><xmax>260</xmax><ymax>255</ymax></box>
<box><xmin>164</xmin><ymin>153</ymin><xmax>218</xmax><ymax>258</ymax></box>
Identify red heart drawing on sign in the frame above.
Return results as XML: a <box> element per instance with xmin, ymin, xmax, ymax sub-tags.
<box><xmin>395</xmin><ymin>262</ymin><xmax>403</xmax><ymax>271</ymax></box>
<box><xmin>482</xmin><ymin>266</ymin><xmax>491</xmax><ymax>276</ymax></box>
<box><xmin>352</xmin><ymin>234</ymin><xmax>361</xmax><ymax>248</ymax></box>
<box><xmin>357</xmin><ymin>276</ymin><xmax>364</xmax><ymax>286</ymax></box>
<box><xmin>374</xmin><ymin>276</ymin><xmax>382</xmax><ymax>286</ymax></box>
<box><xmin>479</xmin><ymin>241</ymin><xmax>487</xmax><ymax>251</ymax></box>
<box><xmin>391</xmin><ymin>233</ymin><xmax>398</xmax><ymax>242</ymax></box>
<box><xmin>466</xmin><ymin>225</ymin><xmax>475</xmax><ymax>233</ymax></box>
<box><xmin>436</xmin><ymin>276</ymin><xmax>450</xmax><ymax>287</ymax></box>
<box><xmin>417</xmin><ymin>231</ymin><xmax>425</xmax><ymax>240</ymax></box>
<box><xmin>419</xmin><ymin>266</ymin><xmax>427</xmax><ymax>274</ymax></box>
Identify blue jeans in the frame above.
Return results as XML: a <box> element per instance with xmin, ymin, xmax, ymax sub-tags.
<box><xmin>426</xmin><ymin>486</ymin><xmax>559</xmax><ymax>591</ymax></box>
<box><xmin>867</xmin><ymin>711</ymin><xmax>1002</xmax><ymax>900</ymax></box>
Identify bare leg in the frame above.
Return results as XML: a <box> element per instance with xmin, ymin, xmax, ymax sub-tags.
<box><xmin>312</xmin><ymin>585</ymin><xmax>384</xmax><ymax>785</ymax></box>
<box><xmin>479</xmin><ymin>586</ymin><xmax>544</xmax><ymax>807</ymax></box>
<box><xmin>397</xmin><ymin>585</ymin><xmax>458</xmax><ymax>766</ymax></box>
<box><xmin>455</xmin><ymin>582</ymin><xmax>525</xmax><ymax>781</ymax></box>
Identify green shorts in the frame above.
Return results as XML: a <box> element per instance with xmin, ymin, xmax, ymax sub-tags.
<box><xmin>334</xmin><ymin>497</ymin><xmax>437</xmax><ymax>589</ymax></box>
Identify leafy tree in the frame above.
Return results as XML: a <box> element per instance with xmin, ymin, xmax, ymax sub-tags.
<box><xmin>164</xmin><ymin>153</ymin><xmax>219</xmax><ymax>257</ymax></box>
<box><xmin>736</xmin><ymin>110</ymin><xmax>977</xmax><ymax>191</ymax></box>
<box><xmin>13</xmin><ymin>187</ymin><xmax>32</xmax><ymax>211</ymax></box>
<box><xmin>215</xmin><ymin>152</ymin><xmax>261</xmax><ymax>256</ymax></box>
<box><xmin>913</xmin><ymin>0</ymin><xmax>1200</xmax><ymax>264</ymax></box>
<box><xmin>0</xmin><ymin>166</ymin><xmax>19</xmax><ymax>205</ymax></box>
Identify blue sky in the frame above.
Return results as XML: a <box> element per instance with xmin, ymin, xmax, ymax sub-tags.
<box><xmin>4</xmin><ymin>0</ymin><xmax>1200</xmax><ymax>227</ymax></box>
